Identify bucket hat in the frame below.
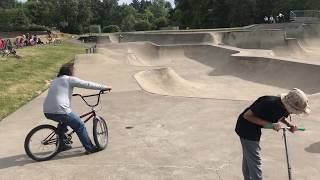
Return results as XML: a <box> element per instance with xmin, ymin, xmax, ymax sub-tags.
<box><xmin>281</xmin><ymin>88</ymin><xmax>311</xmax><ymax>114</ymax></box>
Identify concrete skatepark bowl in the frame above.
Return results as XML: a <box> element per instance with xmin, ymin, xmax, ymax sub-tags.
<box><xmin>1</xmin><ymin>23</ymin><xmax>320</xmax><ymax>179</ymax></box>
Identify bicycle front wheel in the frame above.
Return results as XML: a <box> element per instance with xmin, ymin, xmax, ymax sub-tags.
<box><xmin>93</xmin><ymin>116</ymin><xmax>108</xmax><ymax>150</ymax></box>
<box><xmin>24</xmin><ymin>124</ymin><xmax>60</xmax><ymax>161</ymax></box>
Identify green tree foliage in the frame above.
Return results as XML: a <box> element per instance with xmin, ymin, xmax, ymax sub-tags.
<box><xmin>227</xmin><ymin>0</ymin><xmax>257</xmax><ymax>27</ymax></box>
<box><xmin>134</xmin><ymin>20</ymin><xmax>152</xmax><ymax>31</ymax></box>
<box><xmin>155</xmin><ymin>16</ymin><xmax>169</xmax><ymax>29</ymax></box>
<box><xmin>103</xmin><ymin>25</ymin><xmax>121</xmax><ymax>33</ymax></box>
<box><xmin>0</xmin><ymin>8</ymin><xmax>30</xmax><ymax>29</ymax></box>
<box><xmin>0</xmin><ymin>0</ymin><xmax>16</xmax><ymax>9</ymax></box>
<box><xmin>131</xmin><ymin>0</ymin><xmax>141</xmax><ymax>12</ymax></box>
<box><xmin>1</xmin><ymin>0</ymin><xmax>320</xmax><ymax>33</ymax></box>
<box><xmin>25</xmin><ymin>0</ymin><xmax>57</xmax><ymax>26</ymax></box>
<box><xmin>77</xmin><ymin>0</ymin><xmax>92</xmax><ymax>32</ymax></box>
<box><xmin>120</xmin><ymin>5</ymin><xmax>138</xmax><ymax>31</ymax></box>
<box><xmin>89</xmin><ymin>25</ymin><xmax>101</xmax><ymax>33</ymax></box>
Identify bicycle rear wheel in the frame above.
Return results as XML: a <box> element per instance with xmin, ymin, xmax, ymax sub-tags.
<box><xmin>24</xmin><ymin>124</ymin><xmax>60</xmax><ymax>161</ymax></box>
<box><xmin>93</xmin><ymin>116</ymin><xmax>108</xmax><ymax>150</ymax></box>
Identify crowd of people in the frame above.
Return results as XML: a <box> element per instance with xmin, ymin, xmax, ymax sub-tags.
<box><xmin>0</xmin><ymin>31</ymin><xmax>52</xmax><ymax>58</ymax></box>
<box><xmin>264</xmin><ymin>12</ymin><xmax>285</xmax><ymax>23</ymax></box>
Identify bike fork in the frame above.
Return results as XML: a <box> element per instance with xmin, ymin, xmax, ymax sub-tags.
<box><xmin>283</xmin><ymin>128</ymin><xmax>292</xmax><ymax>180</ymax></box>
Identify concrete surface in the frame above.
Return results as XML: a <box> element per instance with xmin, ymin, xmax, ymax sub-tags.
<box><xmin>1</xmin><ymin>23</ymin><xmax>320</xmax><ymax>180</ymax></box>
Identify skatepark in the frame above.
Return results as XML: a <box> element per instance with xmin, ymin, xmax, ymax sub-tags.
<box><xmin>1</xmin><ymin>22</ymin><xmax>320</xmax><ymax>179</ymax></box>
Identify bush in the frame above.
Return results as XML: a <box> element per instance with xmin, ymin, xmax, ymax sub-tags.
<box><xmin>134</xmin><ymin>20</ymin><xmax>152</xmax><ymax>31</ymax></box>
<box><xmin>89</xmin><ymin>25</ymin><xmax>101</xmax><ymax>34</ymax></box>
<box><xmin>155</xmin><ymin>16</ymin><xmax>169</xmax><ymax>29</ymax></box>
<box><xmin>102</xmin><ymin>25</ymin><xmax>121</xmax><ymax>33</ymax></box>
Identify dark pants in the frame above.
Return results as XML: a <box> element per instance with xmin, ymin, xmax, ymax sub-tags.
<box><xmin>44</xmin><ymin>112</ymin><xmax>94</xmax><ymax>151</ymax></box>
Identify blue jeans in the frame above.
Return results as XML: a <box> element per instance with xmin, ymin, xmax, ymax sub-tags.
<box><xmin>44</xmin><ymin>112</ymin><xmax>94</xmax><ymax>151</ymax></box>
<box><xmin>240</xmin><ymin>138</ymin><xmax>263</xmax><ymax>180</ymax></box>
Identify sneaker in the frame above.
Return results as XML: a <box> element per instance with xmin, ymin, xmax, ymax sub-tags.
<box><xmin>84</xmin><ymin>146</ymin><xmax>100</xmax><ymax>155</ymax></box>
<box><xmin>58</xmin><ymin>144</ymin><xmax>72</xmax><ymax>152</ymax></box>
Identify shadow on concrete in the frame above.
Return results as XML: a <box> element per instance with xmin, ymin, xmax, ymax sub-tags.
<box><xmin>0</xmin><ymin>147</ymin><xmax>84</xmax><ymax>170</ymax></box>
<box><xmin>305</xmin><ymin>142</ymin><xmax>320</xmax><ymax>153</ymax></box>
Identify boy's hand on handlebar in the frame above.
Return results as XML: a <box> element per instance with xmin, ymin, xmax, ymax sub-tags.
<box><xmin>272</xmin><ymin>122</ymin><xmax>282</xmax><ymax>131</ymax></box>
<box><xmin>288</xmin><ymin>124</ymin><xmax>298</xmax><ymax>133</ymax></box>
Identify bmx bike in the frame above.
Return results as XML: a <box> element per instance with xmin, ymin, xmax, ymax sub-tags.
<box><xmin>24</xmin><ymin>89</ymin><xmax>109</xmax><ymax>161</ymax></box>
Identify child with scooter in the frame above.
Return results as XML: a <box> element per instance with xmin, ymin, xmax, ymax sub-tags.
<box><xmin>235</xmin><ymin>88</ymin><xmax>310</xmax><ymax>180</ymax></box>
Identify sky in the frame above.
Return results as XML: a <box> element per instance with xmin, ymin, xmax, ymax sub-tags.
<box><xmin>18</xmin><ymin>0</ymin><xmax>175</xmax><ymax>6</ymax></box>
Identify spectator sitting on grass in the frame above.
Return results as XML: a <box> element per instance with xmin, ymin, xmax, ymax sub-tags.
<box><xmin>37</xmin><ymin>37</ymin><xmax>44</xmax><ymax>45</ymax></box>
<box><xmin>20</xmin><ymin>36</ymin><xmax>24</xmax><ymax>47</ymax></box>
<box><xmin>33</xmin><ymin>34</ymin><xmax>38</xmax><ymax>44</ymax></box>
<box><xmin>23</xmin><ymin>35</ymin><xmax>29</xmax><ymax>46</ymax></box>
<box><xmin>14</xmin><ymin>37</ymin><xmax>23</xmax><ymax>48</ymax></box>
<box><xmin>29</xmin><ymin>37</ymin><xmax>36</xmax><ymax>46</ymax></box>
<box><xmin>0</xmin><ymin>38</ymin><xmax>5</xmax><ymax>50</ymax></box>
<box><xmin>6</xmin><ymin>39</ymin><xmax>17</xmax><ymax>55</ymax></box>
<box><xmin>19</xmin><ymin>37</ymin><xmax>25</xmax><ymax>47</ymax></box>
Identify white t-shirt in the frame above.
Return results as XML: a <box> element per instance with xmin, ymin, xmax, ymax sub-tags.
<box><xmin>43</xmin><ymin>75</ymin><xmax>107</xmax><ymax>114</ymax></box>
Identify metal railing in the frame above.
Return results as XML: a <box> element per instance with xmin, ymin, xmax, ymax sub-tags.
<box><xmin>86</xmin><ymin>45</ymin><xmax>97</xmax><ymax>54</ymax></box>
<box><xmin>290</xmin><ymin>10</ymin><xmax>320</xmax><ymax>22</ymax></box>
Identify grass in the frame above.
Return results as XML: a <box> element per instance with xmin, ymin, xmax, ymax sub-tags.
<box><xmin>0</xmin><ymin>42</ymin><xmax>86</xmax><ymax>120</ymax></box>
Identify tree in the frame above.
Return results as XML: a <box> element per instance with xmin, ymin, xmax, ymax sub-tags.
<box><xmin>131</xmin><ymin>0</ymin><xmax>142</xmax><ymax>12</ymax></box>
<box><xmin>120</xmin><ymin>5</ymin><xmax>138</xmax><ymax>31</ymax></box>
<box><xmin>155</xmin><ymin>16</ymin><xmax>168</xmax><ymax>29</ymax></box>
<box><xmin>0</xmin><ymin>0</ymin><xmax>16</xmax><ymax>9</ymax></box>
<box><xmin>77</xmin><ymin>0</ymin><xmax>92</xmax><ymax>33</ymax></box>
<box><xmin>134</xmin><ymin>20</ymin><xmax>152</xmax><ymax>31</ymax></box>
<box><xmin>227</xmin><ymin>0</ymin><xmax>257</xmax><ymax>27</ymax></box>
<box><xmin>100</xmin><ymin>0</ymin><xmax>119</xmax><ymax>26</ymax></box>
<box><xmin>150</xmin><ymin>0</ymin><xmax>169</xmax><ymax>18</ymax></box>
<box><xmin>56</xmin><ymin>0</ymin><xmax>79</xmax><ymax>33</ymax></box>
<box><xmin>0</xmin><ymin>8</ymin><xmax>30</xmax><ymax>29</ymax></box>
<box><xmin>25</xmin><ymin>0</ymin><xmax>57</xmax><ymax>27</ymax></box>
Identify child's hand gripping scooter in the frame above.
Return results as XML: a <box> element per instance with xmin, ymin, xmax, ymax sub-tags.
<box><xmin>264</xmin><ymin>124</ymin><xmax>305</xmax><ymax>180</ymax></box>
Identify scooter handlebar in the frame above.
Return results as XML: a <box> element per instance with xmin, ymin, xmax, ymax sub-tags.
<box><xmin>264</xmin><ymin>124</ymin><xmax>305</xmax><ymax>131</ymax></box>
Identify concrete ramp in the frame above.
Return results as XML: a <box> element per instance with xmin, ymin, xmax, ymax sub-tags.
<box><xmin>126</xmin><ymin>43</ymin><xmax>168</xmax><ymax>66</ymax></box>
<box><xmin>135</xmin><ymin>67</ymin><xmax>206</xmax><ymax>97</ymax></box>
<box><xmin>109</xmin><ymin>34</ymin><xmax>120</xmax><ymax>43</ymax></box>
<box><xmin>188</xmin><ymin>45</ymin><xmax>320</xmax><ymax>94</ymax></box>
<box><xmin>135</xmin><ymin>67</ymin><xmax>292</xmax><ymax>101</ymax></box>
<box><xmin>273</xmin><ymin>38</ymin><xmax>308</xmax><ymax>58</ymax></box>
<box><xmin>120</xmin><ymin>32</ymin><xmax>214</xmax><ymax>45</ymax></box>
<box><xmin>97</xmin><ymin>36</ymin><xmax>112</xmax><ymax>44</ymax></box>
<box><xmin>94</xmin><ymin>42</ymin><xmax>320</xmax><ymax>98</ymax></box>
<box><xmin>98</xmin><ymin>42</ymin><xmax>178</xmax><ymax>66</ymax></box>
<box><xmin>218</xmin><ymin>30</ymin><xmax>286</xmax><ymax>49</ymax></box>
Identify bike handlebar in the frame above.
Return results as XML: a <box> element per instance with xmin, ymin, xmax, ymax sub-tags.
<box><xmin>72</xmin><ymin>89</ymin><xmax>111</xmax><ymax>107</ymax></box>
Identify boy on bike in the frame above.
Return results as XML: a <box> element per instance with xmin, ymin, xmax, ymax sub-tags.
<box><xmin>43</xmin><ymin>63</ymin><xmax>111</xmax><ymax>154</ymax></box>
<box><xmin>235</xmin><ymin>88</ymin><xmax>310</xmax><ymax>180</ymax></box>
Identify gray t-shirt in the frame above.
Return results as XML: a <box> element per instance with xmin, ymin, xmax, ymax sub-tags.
<box><xmin>43</xmin><ymin>75</ymin><xmax>107</xmax><ymax>114</ymax></box>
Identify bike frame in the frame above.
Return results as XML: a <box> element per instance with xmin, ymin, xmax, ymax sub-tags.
<box><xmin>67</xmin><ymin>110</ymin><xmax>97</xmax><ymax>136</ymax></box>
<box><xmin>43</xmin><ymin>90</ymin><xmax>109</xmax><ymax>144</ymax></box>
<box><xmin>42</xmin><ymin>109</ymin><xmax>97</xmax><ymax>145</ymax></box>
